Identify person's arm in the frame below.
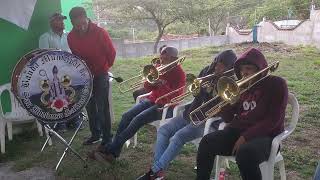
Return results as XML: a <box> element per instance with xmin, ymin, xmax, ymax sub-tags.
<box><xmin>160</xmin><ymin>66</ymin><xmax>186</xmax><ymax>95</ymax></box>
<box><xmin>67</xmin><ymin>34</ymin><xmax>74</xmax><ymax>53</ymax></box>
<box><xmin>99</xmin><ymin>29</ymin><xmax>116</xmax><ymax>68</ymax></box>
<box><xmin>187</xmin><ymin>66</ymin><xmax>212</xmax><ymax>113</ymax></box>
<box><xmin>241</xmin><ymin>77</ymin><xmax>288</xmax><ymax>141</ymax></box>
<box><xmin>39</xmin><ymin>33</ymin><xmax>49</xmax><ymax>49</ymax></box>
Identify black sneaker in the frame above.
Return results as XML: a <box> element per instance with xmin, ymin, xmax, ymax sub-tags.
<box><xmin>136</xmin><ymin>169</ymin><xmax>165</xmax><ymax>180</ymax></box>
<box><xmin>83</xmin><ymin>136</ymin><xmax>102</xmax><ymax>145</ymax></box>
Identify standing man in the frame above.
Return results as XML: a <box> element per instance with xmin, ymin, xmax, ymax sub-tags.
<box><xmin>67</xmin><ymin>7</ymin><xmax>116</xmax><ymax>146</ymax></box>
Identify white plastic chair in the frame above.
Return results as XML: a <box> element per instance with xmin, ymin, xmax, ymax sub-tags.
<box><xmin>204</xmin><ymin>93</ymin><xmax>299</xmax><ymax>180</ymax></box>
<box><xmin>108</xmin><ymin>72</ymin><xmax>115</xmax><ymax>122</ymax></box>
<box><xmin>126</xmin><ymin>92</ymin><xmax>181</xmax><ymax>148</ymax></box>
<box><xmin>0</xmin><ymin>83</ymin><xmax>43</xmax><ymax>154</ymax></box>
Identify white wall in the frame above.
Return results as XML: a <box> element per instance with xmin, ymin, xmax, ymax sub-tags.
<box><xmin>226</xmin><ymin>9</ymin><xmax>320</xmax><ymax>48</ymax></box>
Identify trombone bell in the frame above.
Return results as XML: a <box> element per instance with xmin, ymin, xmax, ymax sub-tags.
<box><xmin>217</xmin><ymin>76</ymin><xmax>240</xmax><ymax>103</ymax></box>
<box><xmin>143</xmin><ymin>65</ymin><xmax>159</xmax><ymax>84</ymax></box>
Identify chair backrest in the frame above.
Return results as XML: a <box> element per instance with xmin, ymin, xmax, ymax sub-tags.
<box><xmin>286</xmin><ymin>93</ymin><xmax>299</xmax><ymax>131</ymax></box>
<box><xmin>0</xmin><ymin>83</ymin><xmax>31</xmax><ymax>118</ymax></box>
<box><xmin>108</xmin><ymin>72</ymin><xmax>115</xmax><ymax>122</ymax></box>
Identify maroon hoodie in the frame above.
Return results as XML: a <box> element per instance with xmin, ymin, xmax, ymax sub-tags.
<box><xmin>68</xmin><ymin>21</ymin><xmax>116</xmax><ymax>76</ymax></box>
<box><xmin>221</xmin><ymin>48</ymin><xmax>288</xmax><ymax>141</ymax></box>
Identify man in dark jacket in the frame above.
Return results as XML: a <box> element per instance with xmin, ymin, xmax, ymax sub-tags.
<box><xmin>136</xmin><ymin>50</ymin><xmax>237</xmax><ymax>180</ymax></box>
<box><xmin>196</xmin><ymin>48</ymin><xmax>288</xmax><ymax>180</ymax></box>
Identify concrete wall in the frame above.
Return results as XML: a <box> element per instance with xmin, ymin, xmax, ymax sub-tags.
<box><xmin>226</xmin><ymin>9</ymin><xmax>320</xmax><ymax>48</ymax></box>
<box><xmin>226</xmin><ymin>26</ymin><xmax>252</xmax><ymax>44</ymax></box>
<box><xmin>113</xmin><ymin>35</ymin><xmax>228</xmax><ymax>59</ymax></box>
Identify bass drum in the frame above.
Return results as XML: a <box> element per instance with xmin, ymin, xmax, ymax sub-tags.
<box><xmin>11</xmin><ymin>49</ymin><xmax>93</xmax><ymax>124</ymax></box>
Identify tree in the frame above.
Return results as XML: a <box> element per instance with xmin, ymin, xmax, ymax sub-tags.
<box><xmin>94</xmin><ymin>0</ymin><xmax>186</xmax><ymax>53</ymax></box>
<box><xmin>180</xmin><ymin>0</ymin><xmax>230</xmax><ymax>35</ymax></box>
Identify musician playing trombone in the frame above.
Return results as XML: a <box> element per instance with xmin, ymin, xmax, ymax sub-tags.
<box><xmin>89</xmin><ymin>46</ymin><xmax>186</xmax><ymax>162</ymax></box>
<box><xmin>136</xmin><ymin>50</ymin><xmax>237</xmax><ymax>180</ymax></box>
<box><xmin>196</xmin><ymin>48</ymin><xmax>288</xmax><ymax>180</ymax></box>
<box><xmin>132</xmin><ymin>45</ymin><xmax>167</xmax><ymax>101</ymax></box>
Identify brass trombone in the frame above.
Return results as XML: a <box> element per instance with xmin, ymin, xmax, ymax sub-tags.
<box><xmin>118</xmin><ymin>56</ymin><xmax>186</xmax><ymax>93</ymax></box>
<box><xmin>155</xmin><ymin>69</ymin><xmax>234</xmax><ymax>108</ymax></box>
<box><xmin>189</xmin><ymin>61</ymin><xmax>280</xmax><ymax>126</ymax></box>
<box><xmin>151</xmin><ymin>57</ymin><xmax>161</xmax><ymax>66</ymax></box>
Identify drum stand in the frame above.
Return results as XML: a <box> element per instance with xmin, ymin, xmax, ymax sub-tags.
<box><xmin>40</xmin><ymin>116</ymin><xmax>87</xmax><ymax>171</ymax></box>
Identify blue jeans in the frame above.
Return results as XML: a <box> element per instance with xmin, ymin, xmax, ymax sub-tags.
<box><xmin>314</xmin><ymin>161</ymin><xmax>320</xmax><ymax>180</ymax></box>
<box><xmin>106</xmin><ymin>99</ymin><xmax>164</xmax><ymax>157</ymax></box>
<box><xmin>151</xmin><ymin>115</ymin><xmax>220</xmax><ymax>173</ymax></box>
<box><xmin>86</xmin><ymin>73</ymin><xmax>112</xmax><ymax>145</ymax></box>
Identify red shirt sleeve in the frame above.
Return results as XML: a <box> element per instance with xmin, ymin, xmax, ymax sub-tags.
<box><xmin>99</xmin><ymin>29</ymin><xmax>116</xmax><ymax>68</ymax></box>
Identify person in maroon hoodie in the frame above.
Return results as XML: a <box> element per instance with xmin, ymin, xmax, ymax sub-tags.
<box><xmin>196</xmin><ymin>48</ymin><xmax>288</xmax><ymax>180</ymax></box>
<box><xmin>91</xmin><ymin>46</ymin><xmax>186</xmax><ymax>163</ymax></box>
<box><xmin>67</xmin><ymin>7</ymin><xmax>116</xmax><ymax>146</ymax></box>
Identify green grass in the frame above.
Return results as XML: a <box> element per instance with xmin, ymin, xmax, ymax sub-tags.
<box><xmin>1</xmin><ymin>42</ymin><xmax>319</xmax><ymax>180</ymax></box>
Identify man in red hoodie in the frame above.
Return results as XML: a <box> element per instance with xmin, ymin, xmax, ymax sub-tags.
<box><xmin>67</xmin><ymin>7</ymin><xmax>116</xmax><ymax>146</ymax></box>
<box><xmin>196</xmin><ymin>48</ymin><xmax>288</xmax><ymax>180</ymax></box>
<box><xmin>92</xmin><ymin>46</ymin><xmax>186</xmax><ymax>163</ymax></box>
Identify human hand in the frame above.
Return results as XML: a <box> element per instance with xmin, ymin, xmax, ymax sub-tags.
<box><xmin>232</xmin><ymin>136</ymin><xmax>246</xmax><ymax>155</ymax></box>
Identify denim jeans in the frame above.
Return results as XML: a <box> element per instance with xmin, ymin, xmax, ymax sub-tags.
<box><xmin>151</xmin><ymin>115</ymin><xmax>217</xmax><ymax>173</ymax></box>
<box><xmin>86</xmin><ymin>73</ymin><xmax>112</xmax><ymax>145</ymax></box>
<box><xmin>106</xmin><ymin>99</ymin><xmax>163</xmax><ymax>157</ymax></box>
<box><xmin>314</xmin><ymin>161</ymin><xmax>320</xmax><ymax>180</ymax></box>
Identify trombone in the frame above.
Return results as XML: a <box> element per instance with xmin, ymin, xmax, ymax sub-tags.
<box><xmin>118</xmin><ymin>56</ymin><xmax>186</xmax><ymax>93</ymax></box>
<box><xmin>151</xmin><ymin>57</ymin><xmax>161</xmax><ymax>66</ymax></box>
<box><xmin>189</xmin><ymin>61</ymin><xmax>280</xmax><ymax>126</ymax></box>
<box><xmin>155</xmin><ymin>69</ymin><xmax>235</xmax><ymax>108</ymax></box>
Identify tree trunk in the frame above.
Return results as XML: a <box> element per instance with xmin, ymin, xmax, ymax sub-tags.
<box><xmin>154</xmin><ymin>28</ymin><xmax>164</xmax><ymax>54</ymax></box>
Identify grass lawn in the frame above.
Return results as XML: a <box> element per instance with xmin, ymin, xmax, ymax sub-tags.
<box><xmin>0</xmin><ymin>42</ymin><xmax>319</xmax><ymax>180</ymax></box>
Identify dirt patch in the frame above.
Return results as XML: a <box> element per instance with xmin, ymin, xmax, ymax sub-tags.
<box><xmin>229</xmin><ymin>42</ymin><xmax>297</xmax><ymax>53</ymax></box>
<box><xmin>0</xmin><ymin>162</ymin><xmax>55</xmax><ymax>180</ymax></box>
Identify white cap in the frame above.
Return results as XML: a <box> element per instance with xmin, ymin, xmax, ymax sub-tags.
<box><xmin>161</xmin><ymin>46</ymin><xmax>178</xmax><ymax>58</ymax></box>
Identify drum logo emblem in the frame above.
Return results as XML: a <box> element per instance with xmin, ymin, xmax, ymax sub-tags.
<box><xmin>39</xmin><ymin>66</ymin><xmax>76</xmax><ymax>112</ymax></box>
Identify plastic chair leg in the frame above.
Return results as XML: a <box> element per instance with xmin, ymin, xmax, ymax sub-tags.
<box><xmin>125</xmin><ymin>139</ymin><xmax>131</xmax><ymax>148</ymax></box>
<box><xmin>279</xmin><ymin>160</ymin><xmax>286</xmax><ymax>180</ymax></box>
<box><xmin>133</xmin><ymin>133</ymin><xmax>138</xmax><ymax>148</ymax></box>
<box><xmin>7</xmin><ymin>122</ymin><xmax>13</xmax><ymax>141</ymax></box>
<box><xmin>0</xmin><ymin>120</ymin><xmax>5</xmax><ymax>153</ymax></box>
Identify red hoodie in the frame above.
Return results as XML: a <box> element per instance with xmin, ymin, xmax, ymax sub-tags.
<box><xmin>67</xmin><ymin>22</ymin><xmax>116</xmax><ymax>76</ymax></box>
<box><xmin>144</xmin><ymin>65</ymin><xmax>186</xmax><ymax>106</ymax></box>
<box><xmin>221</xmin><ymin>48</ymin><xmax>288</xmax><ymax>141</ymax></box>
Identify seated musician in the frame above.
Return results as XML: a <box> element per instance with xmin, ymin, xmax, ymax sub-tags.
<box><xmin>132</xmin><ymin>45</ymin><xmax>167</xmax><ymax>101</ymax></box>
<box><xmin>89</xmin><ymin>46</ymin><xmax>186</xmax><ymax>162</ymax></box>
<box><xmin>196</xmin><ymin>48</ymin><xmax>288</xmax><ymax>180</ymax></box>
<box><xmin>136</xmin><ymin>50</ymin><xmax>237</xmax><ymax>180</ymax></box>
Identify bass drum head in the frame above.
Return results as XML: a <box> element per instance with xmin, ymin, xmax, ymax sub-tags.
<box><xmin>12</xmin><ymin>49</ymin><xmax>93</xmax><ymax>124</ymax></box>
<box><xmin>11</xmin><ymin>49</ymin><xmax>49</xmax><ymax>97</ymax></box>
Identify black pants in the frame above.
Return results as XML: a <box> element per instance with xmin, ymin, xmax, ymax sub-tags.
<box><xmin>86</xmin><ymin>73</ymin><xmax>112</xmax><ymax>145</ymax></box>
<box><xmin>196</xmin><ymin>127</ymin><xmax>273</xmax><ymax>180</ymax></box>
